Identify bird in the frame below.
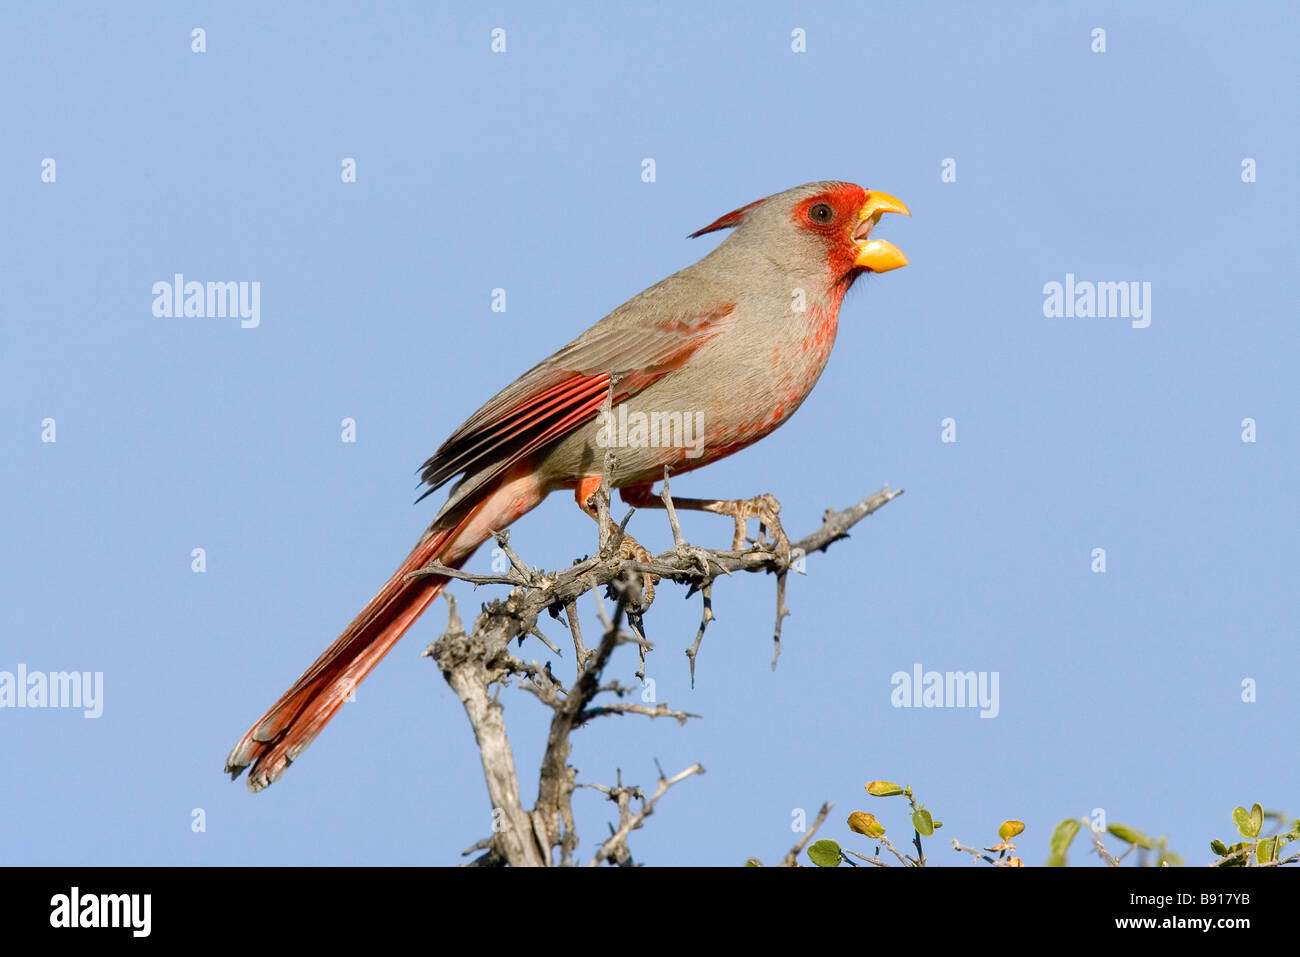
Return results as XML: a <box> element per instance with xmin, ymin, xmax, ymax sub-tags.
<box><xmin>225</xmin><ymin>180</ymin><xmax>910</xmax><ymax>791</ymax></box>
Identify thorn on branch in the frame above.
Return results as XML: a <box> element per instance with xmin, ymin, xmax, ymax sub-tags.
<box><xmin>685</xmin><ymin>582</ymin><xmax>714</xmax><ymax>687</ymax></box>
<box><xmin>772</xmin><ymin>569</ymin><xmax>790</xmax><ymax>671</ymax></box>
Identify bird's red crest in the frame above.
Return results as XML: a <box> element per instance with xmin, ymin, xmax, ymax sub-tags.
<box><xmin>689</xmin><ymin>182</ymin><xmax>870</xmax><ymax>240</ymax></box>
<box><xmin>688</xmin><ymin>197</ymin><xmax>767</xmax><ymax>238</ymax></box>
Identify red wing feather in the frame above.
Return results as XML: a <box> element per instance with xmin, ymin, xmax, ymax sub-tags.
<box><xmin>418</xmin><ymin>304</ymin><xmax>736</xmax><ymax>501</ymax></box>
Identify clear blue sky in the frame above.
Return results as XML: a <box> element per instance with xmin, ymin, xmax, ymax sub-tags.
<box><xmin>2</xmin><ymin>1</ymin><xmax>1295</xmax><ymax>866</ymax></box>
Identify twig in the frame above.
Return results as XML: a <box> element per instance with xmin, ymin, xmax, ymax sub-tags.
<box><xmin>781</xmin><ymin>801</ymin><xmax>833</xmax><ymax>867</ymax></box>
<box><xmin>587</xmin><ymin>761</ymin><xmax>706</xmax><ymax>866</ymax></box>
<box><xmin>493</xmin><ymin>529</ymin><xmax>540</xmax><ymax>585</ymax></box>
<box><xmin>659</xmin><ymin>468</ymin><xmax>687</xmax><ymax>547</ymax></box>
<box><xmin>1089</xmin><ymin>825</ymin><xmax>1121</xmax><ymax>867</ymax></box>
<box><xmin>578</xmin><ymin>700</ymin><xmax>701</xmax><ymax>725</ymax></box>
<box><xmin>952</xmin><ymin>839</ymin><xmax>1001</xmax><ymax>865</ymax></box>
<box><xmin>527</xmin><ymin>625</ymin><xmax>561</xmax><ymax>656</ymax></box>
<box><xmin>845</xmin><ymin>848</ymin><xmax>892</xmax><ymax>867</ymax></box>
<box><xmin>562</xmin><ymin>598</ymin><xmax>591</xmax><ymax>670</ymax></box>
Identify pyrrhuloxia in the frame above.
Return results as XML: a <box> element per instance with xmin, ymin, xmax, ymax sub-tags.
<box><xmin>225</xmin><ymin>180</ymin><xmax>909</xmax><ymax>791</ymax></box>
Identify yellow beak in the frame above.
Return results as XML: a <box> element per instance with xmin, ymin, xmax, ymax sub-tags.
<box><xmin>853</xmin><ymin>190</ymin><xmax>911</xmax><ymax>273</ymax></box>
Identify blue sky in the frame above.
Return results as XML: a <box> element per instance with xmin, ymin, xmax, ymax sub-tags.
<box><xmin>2</xmin><ymin>1</ymin><xmax>1295</xmax><ymax>866</ymax></box>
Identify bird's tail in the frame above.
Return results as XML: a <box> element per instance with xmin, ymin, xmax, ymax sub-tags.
<box><xmin>224</xmin><ymin>505</ymin><xmax>484</xmax><ymax>792</ymax></box>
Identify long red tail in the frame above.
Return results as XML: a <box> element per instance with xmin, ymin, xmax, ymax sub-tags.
<box><xmin>224</xmin><ymin>508</ymin><xmax>481</xmax><ymax>792</ymax></box>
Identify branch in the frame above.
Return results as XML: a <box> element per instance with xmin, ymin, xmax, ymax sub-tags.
<box><xmin>578</xmin><ymin>700</ymin><xmax>701</xmax><ymax>725</ymax></box>
<box><xmin>408</xmin><ymin>486</ymin><xmax>902</xmax><ymax>598</ymax></box>
<box><xmin>587</xmin><ymin>762</ymin><xmax>707</xmax><ymax>866</ymax></box>
<box><xmin>532</xmin><ymin>587</ymin><xmax>640</xmax><ymax>862</ymax></box>
<box><xmin>1088</xmin><ymin>824</ymin><xmax>1122</xmax><ymax>867</ymax></box>
<box><xmin>781</xmin><ymin>801</ymin><xmax>833</xmax><ymax>867</ymax></box>
<box><xmin>421</xmin><ymin>485</ymin><xmax>902</xmax><ymax>865</ymax></box>
<box><xmin>424</xmin><ymin>594</ymin><xmax>547</xmax><ymax>866</ymax></box>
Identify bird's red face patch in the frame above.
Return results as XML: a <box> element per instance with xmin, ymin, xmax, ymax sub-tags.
<box><xmin>791</xmin><ymin>184</ymin><xmax>870</xmax><ymax>278</ymax></box>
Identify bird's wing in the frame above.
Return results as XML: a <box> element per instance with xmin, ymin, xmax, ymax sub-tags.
<box><xmin>418</xmin><ymin>303</ymin><xmax>736</xmax><ymax>503</ymax></box>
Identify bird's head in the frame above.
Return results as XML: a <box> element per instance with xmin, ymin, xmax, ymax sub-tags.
<box><xmin>690</xmin><ymin>180</ymin><xmax>910</xmax><ymax>286</ymax></box>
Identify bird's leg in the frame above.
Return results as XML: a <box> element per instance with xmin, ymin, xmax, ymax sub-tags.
<box><xmin>575</xmin><ymin>477</ymin><xmax>658</xmax><ymax>605</ymax></box>
<box><xmin>621</xmin><ymin>484</ymin><xmax>790</xmax><ymax>561</ymax></box>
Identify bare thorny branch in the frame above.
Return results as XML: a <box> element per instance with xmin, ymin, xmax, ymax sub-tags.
<box><xmin>584</xmin><ymin>761</ymin><xmax>708</xmax><ymax>866</ymax></box>
<box><xmin>417</xmin><ymin>469</ymin><xmax>903</xmax><ymax>866</ymax></box>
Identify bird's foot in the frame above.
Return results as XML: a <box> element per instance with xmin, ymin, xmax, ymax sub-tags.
<box><xmin>611</xmin><ymin>529</ymin><xmax>658</xmax><ymax>608</ymax></box>
<box><xmin>705</xmin><ymin>493</ymin><xmax>791</xmax><ymax>562</ymax></box>
<box><xmin>577</xmin><ymin>477</ymin><xmax>659</xmax><ymax>608</ymax></box>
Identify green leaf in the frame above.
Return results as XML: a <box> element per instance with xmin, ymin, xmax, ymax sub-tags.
<box><xmin>1232</xmin><ymin>806</ymin><xmax>1255</xmax><ymax>839</ymax></box>
<box><xmin>807</xmin><ymin>839</ymin><xmax>843</xmax><ymax>868</ymax></box>
<box><xmin>1210</xmin><ymin>839</ymin><xmax>1229</xmax><ymax>856</ymax></box>
<box><xmin>1217</xmin><ymin>841</ymin><xmax>1252</xmax><ymax>866</ymax></box>
<box><xmin>1257</xmin><ymin>837</ymin><xmax>1278</xmax><ymax>864</ymax></box>
<box><xmin>999</xmin><ymin>820</ymin><xmax>1026</xmax><ymax>841</ymax></box>
<box><xmin>912</xmin><ymin>808</ymin><xmax>935</xmax><ymax>837</ymax></box>
<box><xmin>1250</xmin><ymin>803</ymin><xmax>1264</xmax><ymax>838</ymax></box>
<box><xmin>1047</xmin><ymin>818</ymin><xmax>1081</xmax><ymax>867</ymax></box>
<box><xmin>865</xmin><ymin>781</ymin><xmax>905</xmax><ymax>797</ymax></box>
<box><xmin>1107</xmin><ymin>822</ymin><xmax>1154</xmax><ymax>850</ymax></box>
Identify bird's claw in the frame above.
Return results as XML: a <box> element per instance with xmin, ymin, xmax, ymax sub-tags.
<box><xmin>612</xmin><ymin>530</ymin><xmax>658</xmax><ymax>609</ymax></box>
<box><xmin>711</xmin><ymin>493</ymin><xmax>791</xmax><ymax>562</ymax></box>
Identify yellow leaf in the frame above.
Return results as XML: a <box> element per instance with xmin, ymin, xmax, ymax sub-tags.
<box><xmin>865</xmin><ymin>781</ymin><xmax>905</xmax><ymax>797</ymax></box>
<box><xmin>848</xmin><ymin>811</ymin><xmax>887</xmax><ymax>838</ymax></box>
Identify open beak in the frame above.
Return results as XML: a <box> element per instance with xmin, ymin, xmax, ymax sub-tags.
<box><xmin>853</xmin><ymin>190</ymin><xmax>911</xmax><ymax>272</ymax></box>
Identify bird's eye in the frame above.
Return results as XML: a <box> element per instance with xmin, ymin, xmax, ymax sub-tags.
<box><xmin>808</xmin><ymin>202</ymin><xmax>835</xmax><ymax>224</ymax></box>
